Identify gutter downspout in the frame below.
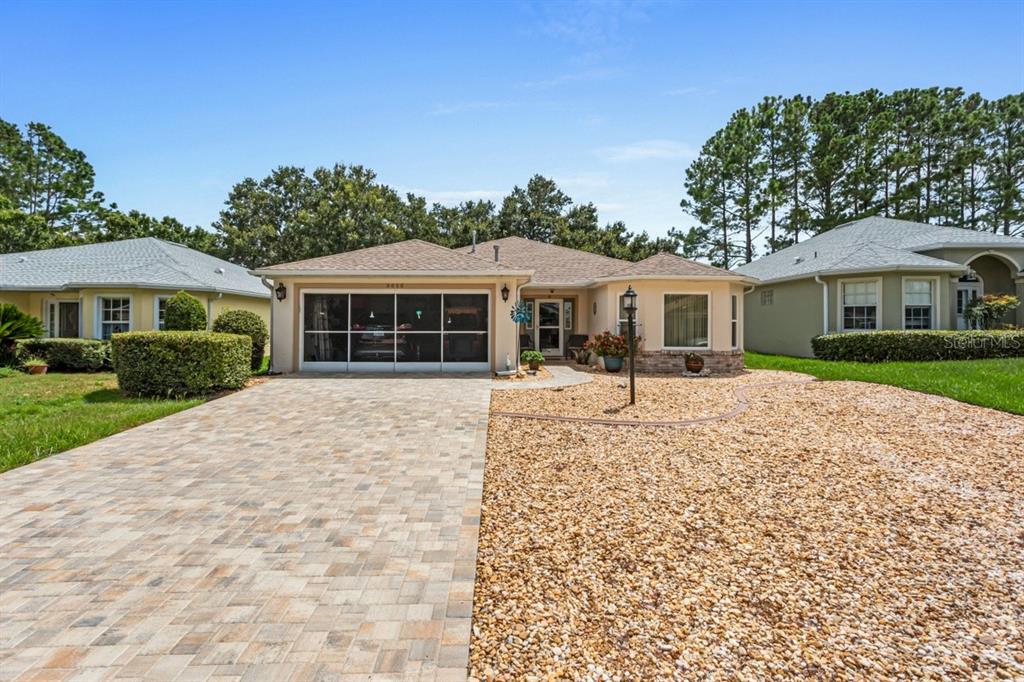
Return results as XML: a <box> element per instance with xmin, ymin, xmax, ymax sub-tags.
<box><xmin>814</xmin><ymin>275</ymin><xmax>828</xmax><ymax>335</ymax></box>
<box><xmin>207</xmin><ymin>293</ymin><xmax>223</xmax><ymax>330</ymax></box>
<box><xmin>260</xmin><ymin>276</ymin><xmax>279</xmax><ymax>375</ymax></box>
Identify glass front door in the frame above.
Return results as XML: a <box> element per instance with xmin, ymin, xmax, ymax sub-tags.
<box><xmin>956</xmin><ymin>284</ymin><xmax>982</xmax><ymax>329</ymax></box>
<box><xmin>47</xmin><ymin>301</ymin><xmax>80</xmax><ymax>338</ymax></box>
<box><xmin>537</xmin><ymin>300</ymin><xmax>562</xmax><ymax>357</ymax></box>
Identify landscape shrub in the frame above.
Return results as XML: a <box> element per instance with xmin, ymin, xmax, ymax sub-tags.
<box><xmin>0</xmin><ymin>303</ymin><xmax>44</xmax><ymax>366</ymax></box>
<box><xmin>17</xmin><ymin>338</ymin><xmax>111</xmax><ymax>372</ymax></box>
<box><xmin>163</xmin><ymin>291</ymin><xmax>207</xmax><ymax>331</ymax></box>
<box><xmin>111</xmin><ymin>331</ymin><xmax>250</xmax><ymax>397</ymax></box>
<box><xmin>212</xmin><ymin>309</ymin><xmax>268</xmax><ymax>370</ymax></box>
<box><xmin>811</xmin><ymin>330</ymin><xmax>1024</xmax><ymax>362</ymax></box>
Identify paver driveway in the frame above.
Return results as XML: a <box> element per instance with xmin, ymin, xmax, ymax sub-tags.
<box><xmin>0</xmin><ymin>376</ymin><xmax>491</xmax><ymax>681</ymax></box>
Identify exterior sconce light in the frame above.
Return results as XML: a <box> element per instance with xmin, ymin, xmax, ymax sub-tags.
<box><xmin>274</xmin><ymin>283</ymin><xmax>287</xmax><ymax>301</ymax></box>
<box><xmin>501</xmin><ymin>284</ymin><xmax>510</xmax><ymax>302</ymax></box>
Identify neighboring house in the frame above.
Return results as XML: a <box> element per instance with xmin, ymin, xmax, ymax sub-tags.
<box><xmin>736</xmin><ymin>217</ymin><xmax>1024</xmax><ymax>357</ymax></box>
<box><xmin>252</xmin><ymin>237</ymin><xmax>754</xmax><ymax>374</ymax></box>
<box><xmin>0</xmin><ymin>238</ymin><xmax>271</xmax><ymax>340</ymax></box>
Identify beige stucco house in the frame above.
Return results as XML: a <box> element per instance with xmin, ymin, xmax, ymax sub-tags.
<box><xmin>736</xmin><ymin>217</ymin><xmax>1024</xmax><ymax>357</ymax></box>
<box><xmin>0</xmin><ymin>238</ymin><xmax>270</xmax><ymax>339</ymax></box>
<box><xmin>253</xmin><ymin>237</ymin><xmax>755</xmax><ymax>374</ymax></box>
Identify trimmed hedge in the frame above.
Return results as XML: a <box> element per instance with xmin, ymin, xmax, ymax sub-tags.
<box><xmin>811</xmin><ymin>330</ymin><xmax>1024</xmax><ymax>362</ymax></box>
<box><xmin>164</xmin><ymin>291</ymin><xmax>207</xmax><ymax>331</ymax></box>
<box><xmin>212</xmin><ymin>309</ymin><xmax>268</xmax><ymax>370</ymax></box>
<box><xmin>18</xmin><ymin>338</ymin><xmax>112</xmax><ymax>372</ymax></box>
<box><xmin>111</xmin><ymin>331</ymin><xmax>250</xmax><ymax>398</ymax></box>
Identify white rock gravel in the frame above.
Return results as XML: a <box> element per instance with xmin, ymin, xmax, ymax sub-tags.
<box><xmin>471</xmin><ymin>372</ymin><xmax>1024</xmax><ymax>680</ymax></box>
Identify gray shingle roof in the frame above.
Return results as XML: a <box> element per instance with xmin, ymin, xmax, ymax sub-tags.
<box><xmin>736</xmin><ymin>216</ymin><xmax>1024</xmax><ymax>283</ymax></box>
<box><xmin>255</xmin><ymin>239</ymin><xmax>520</xmax><ymax>274</ymax></box>
<box><xmin>0</xmin><ymin>238</ymin><xmax>269</xmax><ymax>297</ymax></box>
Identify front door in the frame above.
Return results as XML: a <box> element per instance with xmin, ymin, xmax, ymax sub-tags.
<box><xmin>537</xmin><ymin>300</ymin><xmax>562</xmax><ymax>357</ymax></box>
<box><xmin>48</xmin><ymin>301</ymin><xmax>80</xmax><ymax>338</ymax></box>
<box><xmin>956</xmin><ymin>283</ymin><xmax>982</xmax><ymax>330</ymax></box>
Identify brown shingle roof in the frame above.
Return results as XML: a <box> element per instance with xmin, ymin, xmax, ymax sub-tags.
<box><xmin>607</xmin><ymin>252</ymin><xmax>737</xmax><ymax>278</ymax></box>
<box><xmin>459</xmin><ymin>236</ymin><xmax>740</xmax><ymax>284</ymax></box>
<box><xmin>457</xmin><ymin>237</ymin><xmax>625</xmax><ymax>285</ymax></box>
<box><xmin>257</xmin><ymin>239</ymin><xmax>516</xmax><ymax>273</ymax></box>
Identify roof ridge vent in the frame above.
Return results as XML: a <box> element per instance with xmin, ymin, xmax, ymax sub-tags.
<box><xmin>794</xmin><ymin>255</ymin><xmax>804</xmax><ymax>264</ymax></box>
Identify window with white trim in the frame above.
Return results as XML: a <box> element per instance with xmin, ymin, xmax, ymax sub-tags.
<box><xmin>155</xmin><ymin>296</ymin><xmax>170</xmax><ymax>330</ymax></box>
<box><xmin>663</xmin><ymin>293</ymin><xmax>709</xmax><ymax>348</ymax></box>
<box><xmin>841</xmin><ymin>281</ymin><xmax>878</xmax><ymax>331</ymax></box>
<box><xmin>904</xmin><ymin>279</ymin><xmax>934</xmax><ymax>330</ymax></box>
<box><xmin>99</xmin><ymin>297</ymin><xmax>130</xmax><ymax>339</ymax></box>
<box><xmin>760</xmin><ymin>289</ymin><xmax>773</xmax><ymax>306</ymax></box>
<box><xmin>731</xmin><ymin>294</ymin><xmax>739</xmax><ymax>347</ymax></box>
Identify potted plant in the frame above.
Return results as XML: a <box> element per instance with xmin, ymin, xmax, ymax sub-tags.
<box><xmin>587</xmin><ymin>331</ymin><xmax>628</xmax><ymax>373</ymax></box>
<box><xmin>520</xmin><ymin>349</ymin><xmax>545</xmax><ymax>372</ymax></box>
<box><xmin>24</xmin><ymin>357</ymin><xmax>49</xmax><ymax>375</ymax></box>
<box><xmin>684</xmin><ymin>352</ymin><xmax>704</xmax><ymax>374</ymax></box>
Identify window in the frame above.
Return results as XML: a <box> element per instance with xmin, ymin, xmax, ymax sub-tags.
<box><xmin>663</xmin><ymin>294</ymin><xmax>709</xmax><ymax>348</ymax></box>
<box><xmin>731</xmin><ymin>295</ymin><xmax>739</xmax><ymax>348</ymax></box>
<box><xmin>841</xmin><ymin>281</ymin><xmax>878</xmax><ymax>331</ymax></box>
<box><xmin>564</xmin><ymin>300</ymin><xmax>573</xmax><ymax>330</ymax></box>
<box><xmin>99</xmin><ymin>297</ymin><xmax>130</xmax><ymax>340</ymax></box>
<box><xmin>760</xmin><ymin>289</ymin><xmax>773</xmax><ymax>306</ymax></box>
<box><xmin>904</xmin><ymin>279</ymin><xmax>934</xmax><ymax>330</ymax></box>
<box><xmin>155</xmin><ymin>296</ymin><xmax>170</xmax><ymax>330</ymax></box>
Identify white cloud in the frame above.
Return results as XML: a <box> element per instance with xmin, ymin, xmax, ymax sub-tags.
<box><xmin>594</xmin><ymin>139</ymin><xmax>696</xmax><ymax>162</ymax></box>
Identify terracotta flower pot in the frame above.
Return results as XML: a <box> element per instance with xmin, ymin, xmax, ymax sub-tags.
<box><xmin>603</xmin><ymin>356</ymin><xmax>624</xmax><ymax>373</ymax></box>
<box><xmin>528</xmin><ymin>360</ymin><xmax>540</xmax><ymax>371</ymax></box>
<box><xmin>685</xmin><ymin>355</ymin><xmax>704</xmax><ymax>373</ymax></box>
<box><xmin>27</xmin><ymin>365</ymin><xmax>48</xmax><ymax>375</ymax></box>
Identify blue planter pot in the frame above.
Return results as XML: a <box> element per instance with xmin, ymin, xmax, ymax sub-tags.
<box><xmin>603</xmin><ymin>356</ymin><xmax>624</xmax><ymax>373</ymax></box>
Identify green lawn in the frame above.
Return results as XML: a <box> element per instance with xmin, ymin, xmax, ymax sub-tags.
<box><xmin>0</xmin><ymin>371</ymin><xmax>203</xmax><ymax>473</ymax></box>
<box><xmin>745</xmin><ymin>352</ymin><xmax>1024</xmax><ymax>415</ymax></box>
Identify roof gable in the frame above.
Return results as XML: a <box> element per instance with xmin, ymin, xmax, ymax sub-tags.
<box><xmin>0</xmin><ymin>238</ymin><xmax>268</xmax><ymax>297</ymax></box>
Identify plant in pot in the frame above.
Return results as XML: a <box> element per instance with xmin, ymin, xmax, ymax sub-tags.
<box><xmin>587</xmin><ymin>331</ymin><xmax>628</xmax><ymax>373</ymax></box>
<box><xmin>24</xmin><ymin>357</ymin><xmax>49</xmax><ymax>375</ymax></box>
<box><xmin>684</xmin><ymin>352</ymin><xmax>704</xmax><ymax>374</ymax></box>
<box><xmin>520</xmin><ymin>349</ymin><xmax>545</xmax><ymax>372</ymax></box>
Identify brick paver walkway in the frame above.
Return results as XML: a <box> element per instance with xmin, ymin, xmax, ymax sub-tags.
<box><xmin>0</xmin><ymin>376</ymin><xmax>491</xmax><ymax>681</ymax></box>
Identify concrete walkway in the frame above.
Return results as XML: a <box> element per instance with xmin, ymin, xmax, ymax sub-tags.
<box><xmin>0</xmin><ymin>377</ymin><xmax>491</xmax><ymax>681</ymax></box>
<box><xmin>491</xmin><ymin>365</ymin><xmax>593</xmax><ymax>391</ymax></box>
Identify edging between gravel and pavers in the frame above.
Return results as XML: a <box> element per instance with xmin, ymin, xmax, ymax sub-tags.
<box><xmin>490</xmin><ymin>377</ymin><xmax>816</xmax><ymax>426</ymax></box>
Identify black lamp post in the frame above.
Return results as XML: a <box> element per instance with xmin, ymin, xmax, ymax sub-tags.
<box><xmin>623</xmin><ymin>285</ymin><xmax>638</xmax><ymax>405</ymax></box>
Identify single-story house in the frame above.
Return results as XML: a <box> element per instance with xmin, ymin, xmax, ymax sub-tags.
<box><xmin>736</xmin><ymin>217</ymin><xmax>1024</xmax><ymax>357</ymax></box>
<box><xmin>252</xmin><ymin>237</ymin><xmax>755</xmax><ymax>374</ymax></box>
<box><xmin>0</xmin><ymin>238</ymin><xmax>271</xmax><ymax>339</ymax></box>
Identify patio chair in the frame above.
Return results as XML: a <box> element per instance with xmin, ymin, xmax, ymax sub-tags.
<box><xmin>566</xmin><ymin>334</ymin><xmax>589</xmax><ymax>361</ymax></box>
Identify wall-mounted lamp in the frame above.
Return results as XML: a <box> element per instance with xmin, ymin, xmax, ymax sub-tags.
<box><xmin>274</xmin><ymin>283</ymin><xmax>287</xmax><ymax>301</ymax></box>
<box><xmin>501</xmin><ymin>284</ymin><xmax>510</xmax><ymax>302</ymax></box>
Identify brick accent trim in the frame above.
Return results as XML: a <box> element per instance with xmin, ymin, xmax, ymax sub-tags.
<box><xmin>632</xmin><ymin>349</ymin><xmax>744</xmax><ymax>374</ymax></box>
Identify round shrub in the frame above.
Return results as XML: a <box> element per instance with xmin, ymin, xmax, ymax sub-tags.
<box><xmin>212</xmin><ymin>309</ymin><xmax>269</xmax><ymax>370</ymax></box>
<box><xmin>1</xmin><ymin>303</ymin><xmax>44</xmax><ymax>366</ymax></box>
<box><xmin>811</xmin><ymin>330</ymin><xmax>1024</xmax><ymax>362</ymax></box>
<box><xmin>111</xmin><ymin>331</ymin><xmax>250</xmax><ymax>398</ymax></box>
<box><xmin>18</xmin><ymin>338</ymin><xmax>111</xmax><ymax>372</ymax></box>
<box><xmin>163</xmin><ymin>291</ymin><xmax>207</xmax><ymax>331</ymax></box>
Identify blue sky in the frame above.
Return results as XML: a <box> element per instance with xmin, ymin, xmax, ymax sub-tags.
<box><xmin>3</xmin><ymin>0</ymin><xmax>1022</xmax><ymax>240</ymax></box>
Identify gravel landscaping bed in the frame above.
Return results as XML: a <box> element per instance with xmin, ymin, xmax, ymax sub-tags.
<box><xmin>490</xmin><ymin>370</ymin><xmax>808</xmax><ymax>421</ymax></box>
<box><xmin>472</xmin><ymin>373</ymin><xmax>1024</xmax><ymax>679</ymax></box>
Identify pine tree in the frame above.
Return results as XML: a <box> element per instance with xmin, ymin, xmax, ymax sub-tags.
<box><xmin>984</xmin><ymin>94</ymin><xmax>1024</xmax><ymax>236</ymax></box>
<box><xmin>778</xmin><ymin>96</ymin><xmax>812</xmax><ymax>244</ymax></box>
<box><xmin>755</xmin><ymin>96</ymin><xmax>786</xmax><ymax>250</ymax></box>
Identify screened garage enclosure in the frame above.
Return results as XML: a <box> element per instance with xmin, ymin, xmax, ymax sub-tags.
<box><xmin>301</xmin><ymin>291</ymin><xmax>490</xmax><ymax>372</ymax></box>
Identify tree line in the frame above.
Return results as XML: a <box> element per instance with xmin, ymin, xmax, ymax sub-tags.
<box><xmin>681</xmin><ymin>88</ymin><xmax>1024</xmax><ymax>268</ymax></box>
<box><xmin>0</xmin><ymin>119</ymin><xmax>685</xmax><ymax>267</ymax></box>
